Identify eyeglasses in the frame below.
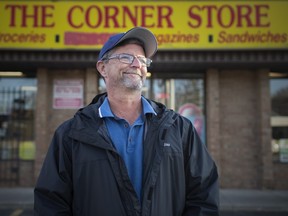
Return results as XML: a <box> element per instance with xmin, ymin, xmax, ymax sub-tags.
<box><xmin>103</xmin><ymin>53</ymin><xmax>152</xmax><ymax>67</ymax></box>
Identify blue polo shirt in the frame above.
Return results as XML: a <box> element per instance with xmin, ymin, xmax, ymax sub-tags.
<box><xmin>98</xmin><ymin>96</ymin><xmax>156</xmax><ymax>200</ymax></box>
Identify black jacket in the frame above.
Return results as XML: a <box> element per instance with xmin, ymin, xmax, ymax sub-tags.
<box><xmin>34</xmin><ymin>93</ymin><xmax>219</xmax><ymax>216</ymax></box>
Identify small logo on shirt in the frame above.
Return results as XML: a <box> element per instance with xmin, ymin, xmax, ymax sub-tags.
<box><xmin>164</xmin><ymin>143</ymin><xmax>171</xmax><ymax>147</ymax></box>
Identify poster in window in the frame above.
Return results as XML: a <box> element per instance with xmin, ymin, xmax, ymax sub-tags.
<box><xmin>53</xmin><ymin>79</ymin><xmax>84</xmax><ymax>109</ymax></box>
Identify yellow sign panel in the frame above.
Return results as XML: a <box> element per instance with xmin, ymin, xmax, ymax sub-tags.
<box><xmin>0</xmin><ymin>1</ymin><xmax>287</xmax><ymax>50</ymax></box>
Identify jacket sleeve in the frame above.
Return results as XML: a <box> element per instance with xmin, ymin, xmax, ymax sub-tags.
<box><xmin>182</xmin><ymin>121</ymin><xmax>220</xmax><ymax>216</ymax></box>
<box><xmin>34</xmin><ymin>122</ymin><xmax>73</xmax><ymax>215</ymax></box>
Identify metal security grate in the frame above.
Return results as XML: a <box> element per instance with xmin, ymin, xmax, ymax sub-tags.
<box><xmin>0</xmin><ymin>87</ymin><xmax>36</xmax><ymax>186</ymax></box>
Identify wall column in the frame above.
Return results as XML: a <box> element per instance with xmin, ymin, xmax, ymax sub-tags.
<box><xmin>34</xmin><ymin>68</ymin><xmax>49</xmax><ymax>181</ymax></box>
<box><xmin>257</xmin><ymin>69</ymin><xmax>274</xmax><ymax>188</ymax></box>
<box><xmin>85</xmin><ymin>68</ymin><xmax>98</xmax><ymax>105</ymax></box>
<box><xmin>206</xmin><ymin>69</ymin><xmax>221</xmax><ymax>176</ymax></box>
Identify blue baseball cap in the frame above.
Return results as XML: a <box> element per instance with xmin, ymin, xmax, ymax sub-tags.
<box><xmin>98</xmin><ymin>27</ymin><xmax>157</xmax><ymax>60</ymax></box>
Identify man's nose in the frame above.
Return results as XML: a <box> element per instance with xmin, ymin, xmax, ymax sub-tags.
<box><xmin>130</xmin><ymin>57</ymin><xmax>142</xmax><ymax>68</ymax></box>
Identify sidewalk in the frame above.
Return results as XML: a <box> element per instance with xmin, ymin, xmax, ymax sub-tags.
<box><xmin>0</xmin><ymin>188</ymin><xmax>288</xmax><ymax>212</ymax></box>
<box><xmin>220</xmin><ymin>189</ymin><xmax>288</xmax><ymax>212</ymax></box>
<box><xmin>0</xmin><ymin>188</ymin><xmax>33</xmax><ymax>209</ymax></box>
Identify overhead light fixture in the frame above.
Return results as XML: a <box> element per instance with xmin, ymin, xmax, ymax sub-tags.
<box><xmin>269</xmin><ymin>72</ymin><xmax>287</xmax><ymax>78</ymax></box>
<box><xmin>0</xmin><ymin>71</ymin><xmax>24</xmax><ymax>77</ymax></box>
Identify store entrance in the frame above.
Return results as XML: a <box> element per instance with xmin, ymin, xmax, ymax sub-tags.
<box><xmin>0</xmin><ymin>78</ymin><xmax>37</xmax><ymax>186</ymax></box>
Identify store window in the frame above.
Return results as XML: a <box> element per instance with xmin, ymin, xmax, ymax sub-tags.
<box><xmin>0</xmin><ymin>77</ymin><xmax>37</xmax><ymax>185</ymax></box>
<box><xmin>270</xmin><ymin>76</ymin><xmax>288</xmax><ymax>163</ymax></box>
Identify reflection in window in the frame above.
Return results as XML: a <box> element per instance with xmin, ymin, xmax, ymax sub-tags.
<box><xmin>152</xmin><ymin>78</ymin><xmax>205</xmax><ymax>144</ymax></box>
<box><xmin>270</xmin><ymin>78</ymin><xmax>288</xmax><ymax>163</ymax></box>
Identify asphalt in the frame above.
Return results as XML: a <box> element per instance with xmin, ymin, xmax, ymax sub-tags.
<box><xmin>0</xmin><ymin>188</ymin><xmax>288</xmax><ymax>212</ymax></box>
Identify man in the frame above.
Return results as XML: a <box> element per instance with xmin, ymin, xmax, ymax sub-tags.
<box><xmin>34</xmin><ymin>27</ymin><xmax>219</xmax><ymax>216</ymax></box>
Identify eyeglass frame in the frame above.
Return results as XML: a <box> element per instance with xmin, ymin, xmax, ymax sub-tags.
<box><xmin>101</xmin><ymin>53</ymin><xmax>152</xmax><ymax>67</ymax></box>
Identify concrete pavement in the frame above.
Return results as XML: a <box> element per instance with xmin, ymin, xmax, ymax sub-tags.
<box><xmin>0</xmin><ymin>188</ymin><xmax>33</xmax><ymax>209</ymax></box>
<box><xmin>0</xmin><ymin>187</ymin><xmax>288</xmax><ymax>212</ymax></box>
<box><xmin>220</xmin><ymin>189</ymin><xmax>288</xmax><ymax>212</ymax></box>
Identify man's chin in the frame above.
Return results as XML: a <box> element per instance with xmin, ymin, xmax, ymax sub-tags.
<box><xmin>124</xmin><ymin>82</ymin><xmax>143</xmax><ymax>91</ymax></box>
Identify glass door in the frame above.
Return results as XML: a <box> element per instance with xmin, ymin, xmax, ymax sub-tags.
<box><xmin>145</xmin><ymin>73</ymin><xmax>206</xmax><ymax>143</ymax></box>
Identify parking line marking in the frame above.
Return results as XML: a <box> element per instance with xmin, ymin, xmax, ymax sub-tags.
<box><xmin>10</xmin><ymin>209</ymin><xmax>23</xmax><ymax>216</ymax></box>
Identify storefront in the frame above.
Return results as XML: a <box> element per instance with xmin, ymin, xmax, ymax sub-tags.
<box><xmin>0</xmin><ymin>0</ymin><xmax>288</xmax><ymax>189</ymax></box>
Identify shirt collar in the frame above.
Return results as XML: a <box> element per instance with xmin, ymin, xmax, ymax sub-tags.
<box><xmin>98</xmin><ymin>96</ymin><xmax>156</xmax><ymax>118</ymax></box>
<box><xmin>98</xmin><ymin>97</ymin><xmax>114</xmax><ymax>118</ymax></box>
<box><xmin>141</xmin><ymin>96</ymin><xmax>157</xmax><ymax>116</ymax></box>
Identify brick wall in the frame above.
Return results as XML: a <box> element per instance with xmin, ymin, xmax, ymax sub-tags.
<box><xmin>220</xmin><ymin>70</ymin><xmax>262</xmax><ymax>188</ymax></box>
<box><xmin>206</xmin><ymin>69</ymin><xmax>288</xmax><ymax>189</ymax></box>
<box><xmin>273</xmin><ymin>163</ymin><xmax>288</xmax><ymax>189</ymax></box>
<box><xmin>34</xmin><ymin>68</ymin><xmax>98</xmax><ymax>183</ymax></box>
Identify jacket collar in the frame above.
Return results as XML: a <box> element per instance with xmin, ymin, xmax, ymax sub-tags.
<box><xmin>68</xmin><ymin>93</ymin><xmax>176</xmax><ymax>148</ymax></box>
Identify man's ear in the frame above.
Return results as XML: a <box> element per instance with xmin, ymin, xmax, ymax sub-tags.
<box><xmin>96</xmin><ymin>61</ymin><xmax>107</xmax><ymax>78</ymax></box>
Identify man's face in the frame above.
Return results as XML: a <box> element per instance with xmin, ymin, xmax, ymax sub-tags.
<box><xmin>98</xmin><ymin>44</ymin><xmax>148</xmax><ymax>91</ymax></box>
